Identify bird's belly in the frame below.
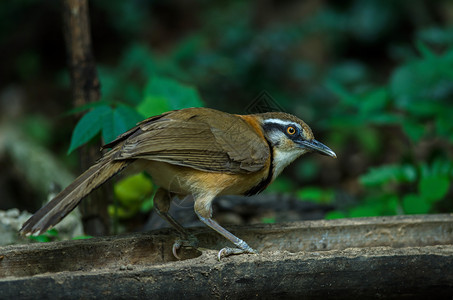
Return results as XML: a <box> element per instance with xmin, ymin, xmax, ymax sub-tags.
<box><xmin>129</xmin><ymin>159</ymin><xmax>268</xmax><ymax>196</ymax></box>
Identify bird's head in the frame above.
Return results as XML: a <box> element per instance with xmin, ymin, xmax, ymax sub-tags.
<box><xmin>256</xmin><ymin>112</ymin><xmax>336</xmax><ymax>179</ymax></box>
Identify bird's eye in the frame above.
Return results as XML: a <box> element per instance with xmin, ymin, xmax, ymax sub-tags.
<box><xmin>286</xmin><ymin>126</ymin><xmax>296</xmax><ymax>135</ymax></box>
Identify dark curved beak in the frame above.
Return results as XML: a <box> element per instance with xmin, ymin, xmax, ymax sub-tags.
<box><xmin>298</xmin><ymin>139</ymin><xmax>337</xmax><ymax>158</ymax></box>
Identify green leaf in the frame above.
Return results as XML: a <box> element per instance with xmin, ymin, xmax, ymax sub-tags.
<box><xmin>120</xmin><ymin>43</ymin><xmax>156</xmax><ymax>78</ymax></box>
<box><xmin>102</xmin><ymin>109</ymin><xmax>126</xmax><ymax>144</ymax></box>
<box><xmin>137</xmin><ymin>95</ymin><xmax>172</xmax><ymax>117</ymax></box>
<box><xmin>356</xmin><ymin>127</ymin><xmax>380</xmax><ymax>154</ymax></box>
<box><xmin>138</xmin><ymin>76</ymin><xmax>203</xmax><ymax>116</ymax></box>
<box><xmin>384</xmin><ymin>195</ymin><xmax>400</xmax><ymax>215</ymax></box>
<box><xmin>140</xmin><ymin>195</ymin><xmax>154</xmax><ymax>213</ymax></box>
<box><xmin>63</xmin><ymin>101</ymin><xmax>110</xmax><ymax>116</ymax></box>
<box><xmin>28</xmin><ymin>235</ymin><xmax>50</xmax><ymax>243</ymax></box>
<box><xmin>325</xmin><ymin>211</ymin><xmax>347</xmax><ymax>219</ymax></box>
<box><xmin>102</xmin><ymin>105</ymin><xmax>143</xmax><ymax>144</ymax></box>
<box><xmin>72</xmin><ymin>235</ymin><xmax>93</xmax><ymax>240</ymax></box>
<box><xmin>402</xmin><ymin>194</ymin><xmax>431</xmax><ymax>214</ymax></box>
<box><xmin>390</xmin><ymin>50</ymin><xmax>453</xmax><ymax>108</ymax></box>
<box><xmin>114</xmin><ymin>173</ymin><xmax>153</xmax><ymax>206</ymax></box>
<box><xmin>116</xmin><ymin>105</ymin><xmax>144</xmax><ymax>127</ymax></box>
<box><xmin>261</xmin><ymin>217</ymin><xmax>276</xmax><ymax>224</ymax></box>
<box><xmin>368</xmin><ymin>114</ymin><xmax>400</xmax><ymax>125</ymax></box>
<box><xmin>436</xmin><ymin>115</ymin><xmax>453</xmax><ymax>142</ymax></box>
<box><xmin>419</xmin><ymin>175</ymin><xmax>450</xmax><ymax>203</ymax></box>
<box><xmin>415</xmin><ymin>40</ymin><xmax>436</xmax><ymax>60</ymax></box>
<box><xmin>402</xmin><ymin>120</ymin><xmax>426</xmax><ymax>143</ymax></box>
<box><xmin>27</xmin><ymin>228</ymin><xmax>59</xmax><ymax>242</ymax></box>
<box><xmin>325</xmin><ymin>79</ymin><xmax>358</xmax><ymax>107</ymax></box>
<box><xmin>417</xmin><ymin>27</ymin><xmax>453</xmax><ymax>45</ymax></box>
<box><xmin>405</xmin><ymin>101</ymin><xmax>444</xmax><ymax>117</ymax></box>
<box><xmin>430</xmin><ymin>158</ymin><xmax>453</xmax><ymax>176</ymax></box>
<box><xmin>346</xmin><ymin>194</ymin><xmax>399</xmax><ymax>218</ymax></box>
<box><xmin>46</xmin><ymin>228</ymin><xmax>59</xmax><ymax>237</ymax></box>
<box><xmin>265</xmin><ymin>177</ymin><xmax>295</xmax><ymax>193</ymax></box>
<box><xmin>349</xmin><ymin>205</ymin><xmax>381</xmax><ymax>218</ymax></box>
<box><xmin>327</xmin><ymin>61</ymin><xmax>368</xmax><ymax>85</ymax></box>
<box><xmin>297</xmin><ymin>187</ymin><xmax>334</xmax><ymax>204</ymax></box>
<box><xmin>359</xmin><ymin>87</ymin><xmax>389</xmax><ymax>115</ymax></box>
<box><xmin>68</xmin><ymin>105</ymin><xmax>112</xmax><ymax>154</ymax></box>
<box><xmin>108</xmin><ymin>205</ymin><xmax>139</xmax><ymax>219</ymax></box>
<box><xmin>360</xmin><ymin>164</ymin><xmax>417</xmax><ymax>187</ymax></box>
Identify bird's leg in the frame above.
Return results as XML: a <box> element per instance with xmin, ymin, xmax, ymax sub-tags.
<box><xmin>154</xmin><ymin>188</ymin><xmax>198</xmax><ymax>259</ymax></box>
<box><xmin>194</xmin><ymin>195</ymin><xmax>257</xmax><ymax>260</ymax></box>
<box><xmin>154</xmin><ymin>188</ymin><xmax>187</xmax><ymax>234</ymax></box>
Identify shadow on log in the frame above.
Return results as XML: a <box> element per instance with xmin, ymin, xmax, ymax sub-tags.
<box><xmin>1</xmin><ymin>214</ymin><xmax>453</xmax><ymax>299</ymax></box>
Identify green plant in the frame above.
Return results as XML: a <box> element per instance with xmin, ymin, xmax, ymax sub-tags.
<box><xmin>325</xmin><ymin>40</ymin><xmax>453</xmax><ymax>218</ymax></box>
<box><xmin>297</xmin><ymin>187</ymin><xmax>335</xmax><ymax>205</ymax></box>
<box><xmin>27</xmin><ymin>228</ymin><xmax>59</xmax><ymax>243</ymax></box>
<box><xmin>109</xmin><ymin>172</ymin><xmax>154</xmax><ymax>219</ymax></box>
<box><xmin>68</xmin><ymin>44</ymin><xmax>204</xmax><ymax>154</ymax></box>
<box><xmin>361</xmin><ymin>158</ymin><xmax>452</xmax><ymax>215</ymax></box>
<box><xmin>28</xmin><ymin>228</ymin><xmax>93</xmax><ymax>242</ymax></box>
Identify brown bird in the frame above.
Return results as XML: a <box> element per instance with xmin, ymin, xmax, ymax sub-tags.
<box><xmin>20</xmin><ymin>107</ymin><xmax>336</xmax><ymax>259</ymax></box>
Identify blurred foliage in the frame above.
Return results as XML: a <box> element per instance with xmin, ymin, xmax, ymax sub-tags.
<box><xmin>359</xmin><ymin>159</ymin><xmax>452</xmax><ymax>215</ymax></box>
<box><xmin>27</xmin><ymin>228</ymin><xmax>59</xmax><ymax>243</ymax></box>
<box><xmin>28</xmin><ymin>228</ymin><xmax>93</xmax><ymax>243</ymax></box>
<box><xmin>325</xmin><ymin>41</ymin><xmax>453</xmax><ymax>218</ymax></box>
<box><xmin>261</xmin><ymin>216</ymin><xmax>277</xmax><ymax>224</ymax></box>
<box><xmin>138</xmin><ymin>76</ymin><xmax>203</xmax><ymax>116</ymax></box>
<box><xmin>1</xmin><ymin>0</ymin><xmax>453</xmax><ymax>222</ymax></box>
<box><xmin>67</xmin><ymin>45</ymin><xmax>204</xmax><ymax>153</ymax></box>
<box><xmin>297</xmin><ymin>187</ymin><xmax>335</xmax><ymax>205</ymax></box>
<box><xmin>109</xmin><ymin>172</ymin><xmax>154</xmax><ymax>219</ymax></box>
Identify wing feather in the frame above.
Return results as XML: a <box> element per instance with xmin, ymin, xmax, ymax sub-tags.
<box><xmin>109</xmin><ymin>108</ymin><xmax>269</xmax><ymax>174</ymax></box>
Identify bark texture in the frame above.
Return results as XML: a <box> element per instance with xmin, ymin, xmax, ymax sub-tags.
<box><xmin>1</xmin><ymin>215</ymin><xmax>452</xmax><ymax>299</ymax></box>
<box><xmin>62</xmin><ymin>0</ymin><xmax>110</xmax><ymax>235</ymax></box>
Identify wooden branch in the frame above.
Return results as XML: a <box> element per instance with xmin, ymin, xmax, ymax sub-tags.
<box><xmin>1</xmin><ymin>215</ymin><xmax>452</xmax><ymax>298</ymax></box>
<box><xmin>62</xmin><ymin>0</ymin><xmax>100</xmax><ymax>106</ymax></box>
<box><xmin>62</xmin><ymin>0</ymin><xmax>110</xmax><ymax>235</ymax></box>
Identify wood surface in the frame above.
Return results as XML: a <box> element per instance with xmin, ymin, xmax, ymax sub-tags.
<box><xmin>1</xmin><ymin>214</ymin><xmax>452</xmax><ymax>299</ymax></box>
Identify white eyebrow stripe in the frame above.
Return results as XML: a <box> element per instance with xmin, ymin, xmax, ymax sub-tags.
<box><xmin>262</xmin><ymin>119</ymin><xmax>302</xmax><ymax>130</ymax></box>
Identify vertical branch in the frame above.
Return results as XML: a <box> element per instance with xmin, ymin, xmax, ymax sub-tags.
<box><xmin>62</xmin><ymin>0</ymin><xmax>110</xmax><ymax>236</ymax></box>
<box><xmin>62</xmin><ymin>0</ymin><xmax>100</xmax><ymax>106</ymax></box>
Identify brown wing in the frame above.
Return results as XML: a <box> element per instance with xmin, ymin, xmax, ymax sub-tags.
<box><xmin>107</xmin><ymin>108</ymin><xmax>269</xmax><ymax>174</ymax></box>
<box><xmin>102</xmin><ymin>111</ymin><xmax>173</xmax><ymax>149</ymax></box>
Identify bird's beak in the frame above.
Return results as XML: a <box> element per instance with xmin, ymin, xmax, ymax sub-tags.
<box><xmin>298</xmin><ymin>139</ymin><xmax>337</xmax><ymax>158</ymax></box>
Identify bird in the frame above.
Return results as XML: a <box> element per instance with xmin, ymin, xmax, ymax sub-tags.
<box><xmin>20</xmin><ymin>107</ymin><xmax>336</xmax><ymax>259</ymax></box>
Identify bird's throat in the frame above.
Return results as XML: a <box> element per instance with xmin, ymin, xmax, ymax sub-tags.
<box><xmin>271</xmin><ymin>149</ymin><xmax>305</xmax><ymax>180</ymax></box>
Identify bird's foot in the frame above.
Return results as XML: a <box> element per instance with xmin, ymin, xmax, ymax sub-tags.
<box><xmin>172</xmin><ymin>234</ymin><xmax>199</xmax><ymax>259</ymax></box>
<box><xmin>217</xmin><ymin>245</ymin><xmax>258</xmax><ymax>260</ymax></box>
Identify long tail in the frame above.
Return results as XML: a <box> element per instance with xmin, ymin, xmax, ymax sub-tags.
<box><xmin>20</xmin><ymin>158</ymin><xmax>132</xmax><ymax>236</ymax></box>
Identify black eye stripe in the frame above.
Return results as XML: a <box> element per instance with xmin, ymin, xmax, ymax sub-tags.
<box><xmin>262</xmin><ymin>122</ymin><xmax>302</xmax><ymax>139</ymax></box>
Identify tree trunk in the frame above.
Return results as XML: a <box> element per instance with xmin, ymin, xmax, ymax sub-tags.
<box><xmin>62</xmin><ymin>0</ymin><xmax>110</xmax><ymax>236</ymax></box>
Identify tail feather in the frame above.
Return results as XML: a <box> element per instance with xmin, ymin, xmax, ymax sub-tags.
<box><xmin>20</xmin><ymin>159</ymin><xmax>132</xmax><ymax>236</ymax></box>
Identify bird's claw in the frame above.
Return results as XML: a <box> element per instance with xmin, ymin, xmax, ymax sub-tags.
<box><xmin>217</xmin><ymin>247</ymin><xmax>258</xmax><ymax>261</ymax></box>
<box><xmin>172</xmin><ymin>235</ymin><xmax>199</xmax><ymax>259</ymax></box>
